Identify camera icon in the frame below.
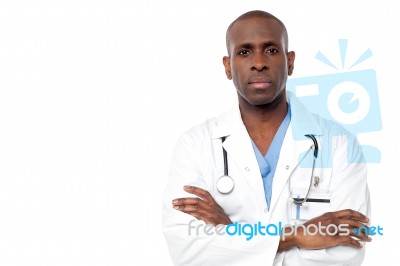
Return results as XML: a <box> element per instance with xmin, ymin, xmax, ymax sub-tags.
<box><xmin>287</xmin><ymin>69</ymin><xmax>382</xmax><ymax>163</ymax></box>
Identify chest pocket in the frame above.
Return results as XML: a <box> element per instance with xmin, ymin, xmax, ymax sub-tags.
<box><xmin>289</xmin><ymin>168</ymin><xmax>332</xmax><ymax>222</ymax></box>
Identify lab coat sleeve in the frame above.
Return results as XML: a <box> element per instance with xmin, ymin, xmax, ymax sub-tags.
<box><xmin>162</xmin><ymin>132</ymin><xmax>279</xmax><ymax>266</ymax></box>
<box><xmin>293</xmin><ymin>133</ymin><xmax>371</xmax><ymax>266</ymax></box>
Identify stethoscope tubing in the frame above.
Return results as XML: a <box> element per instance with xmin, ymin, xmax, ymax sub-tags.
<box><xmin>288</xmin><ymin>134</ymin><xmax>319</xmax><ymax>206</ymax></box>
<box><xmin>222</xmin><ymin>136</ymin><xmax>228</xmax><ymax>176</ymax></box>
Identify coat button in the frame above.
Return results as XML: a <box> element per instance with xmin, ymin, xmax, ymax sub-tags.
<box><xmin>245</xmin><ymin>167</ymin><xmax>250</xmax><ymax>172</ymax></box>
<box><xmin>286</xmin><ymin>165</ymin><xmax>290</xmax><ymax>170</ymax></box>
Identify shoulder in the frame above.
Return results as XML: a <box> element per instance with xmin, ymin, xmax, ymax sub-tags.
<box><xmin>312</xmin><ymin>113</ymin><xmax>350</xmax><ymax>137</ymax></box>
<box><xmin>310</xmin><ymin>113</ymin><xmax>365</xmax><ymax>164</ymax></box>
<box><xmin>176</xmin><ymin>109</ymin><xmax>232</xmax><ymax>146</ymax></box>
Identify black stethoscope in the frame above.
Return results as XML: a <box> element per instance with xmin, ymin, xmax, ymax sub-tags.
<box><xmin>216</xmin><ymin>136</ymin><xmax>235</xmax><ymax>194</ymax></box>
<box><xmin>288</xmin><ymin>134</ymin><xmax>319</xmax><ymax>207</ymax></box>
<box><xmin>216</xmin><ymin>135</ymin><xmax>319</xmax><ymax>207</ymax></box>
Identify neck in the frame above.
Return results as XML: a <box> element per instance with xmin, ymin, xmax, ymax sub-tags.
<box><xmin>239</xmin><ymin>91</ymin><xmax>288</xmax><ymax>132</ymax></box>
<box><xmin>239</xmin><ymin>91</ymin><xmax>289</xmax><ymax>156</ymax></box>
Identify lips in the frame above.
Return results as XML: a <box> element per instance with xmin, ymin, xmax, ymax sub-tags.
<box><xmin>249</xmin><ymin>77</ymin><xmax>272</xmax><ymax>89</ymax></box>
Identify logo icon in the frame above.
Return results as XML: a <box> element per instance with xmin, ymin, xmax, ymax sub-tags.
<box><xmin>287</xmin><ymin>39</ymin><xmax>382</xmax><ymax>163</ymax></box>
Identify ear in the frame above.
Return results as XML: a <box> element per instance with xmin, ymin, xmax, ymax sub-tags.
<box><xmin>287</xmin><ymin>51</ymin><xmax>295</xmax><ymax>76</ymax></box>
<box><xmin>223</xmin><ymin>56</ymin><xmax>232</xmax><ymax>80</ymax></box>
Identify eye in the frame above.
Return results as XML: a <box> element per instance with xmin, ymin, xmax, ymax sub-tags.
<box><xmin>267</xmin><ymin>48</ymin><xmax>279</xmax><ymax>54</ymax></box>
<box><xmin>237</xmin><ymin>50</ymin><xmax>250</xmax><ymax>56</ymax></box>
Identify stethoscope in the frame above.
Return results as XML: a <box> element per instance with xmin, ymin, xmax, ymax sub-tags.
<box><xmin>287</xmin><ymin>134</ymin><xmax>319</xmax><ymax>207</ymax></box>
<box><xmin>216</xmin><ymin>136</ymin><xmax>235</xmax><ymax>194</ymax></box>
<box><xmin>216</xmin><ymin>135</ymin><xmax>319</xmax><ymax>207</ymax></box>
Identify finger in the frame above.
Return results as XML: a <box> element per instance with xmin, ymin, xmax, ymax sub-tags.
<box><xmin>343</xmin><ymin>224</ymin><xmax>372</xmax><ymax>242</ymax></box>
<box><xmin>348</xmin><ymin>228</ymin><xmax>372</xmax><ymax>242</ymax></box>
<box><xmin>333</xmin><ymin>219</ymin><xmax>369</xmax><ymax>231</ymax></box>
<box><xmin>183</xmin><ymin>185</ymin><xmax>215</xmax><ymax>203</ymax></box>
<box><xmin>174</xmin><ymin>203</ymin><xmax>206</xmax><ymax>212</ymax></box>
<box><xmin>172</xmin><ymin>197</ymin><xmax>204</xmax><ymax>206</ymax></box>
<box><xmin>303</xmin><ymin>218</ymin><xmax>371</xmax><ymax>242</ymax></box>
<box><xmin>337</xmin><ymin>235</ymin><xmax>363</xmax><ymax>249</ymax></box>
<box><xmin>337</xmin><ymin>221</ymin><xmax>371</xmax><ymax>242</ymax></box>
<box><xmin>332</xmin><ymin>209</ymin><xmax>369</xmax><ymax>223</ymax></box>
<box><xmin>316</xmin><ymin>218</ymin><xmax>371</xmax><ymax>240</ymax></box>
<box><xmin>172</xmin><ymin>199</ymin><xmax>210</xmax><ymax>212</ymax></box>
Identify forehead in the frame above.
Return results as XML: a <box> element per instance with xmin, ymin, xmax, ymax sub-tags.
<box><xmin>228</xmin><ymin>17</ymin><xmax>285</xmax><ymax>48</ymax></box>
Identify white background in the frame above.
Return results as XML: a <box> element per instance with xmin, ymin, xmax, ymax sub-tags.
<box><xmin>0</xmin><ymin>0</ymin><xmax>398</xmax><ymax>265</ymax></box>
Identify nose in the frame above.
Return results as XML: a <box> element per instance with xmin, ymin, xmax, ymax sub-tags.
<box><xmin>251</xmin><ymin>54</ymin><xmax>269</xmax><ymax>72</ymax></box>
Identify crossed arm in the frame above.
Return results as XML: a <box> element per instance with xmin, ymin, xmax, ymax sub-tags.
<box><xmin>172</xmin><ymin>185</ymin><xmax>371</xmax><ymax>252</ymax></box>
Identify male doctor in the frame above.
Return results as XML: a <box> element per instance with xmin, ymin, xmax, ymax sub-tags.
<box><xmin>163</xmin><ymin>10</ymin><xmax>371</xmax><ymax>265</ymax></box>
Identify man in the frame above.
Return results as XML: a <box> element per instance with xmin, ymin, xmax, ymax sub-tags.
<box><xmin>163</xmin><ymin>10</ymin><xmax>371</xmax><ymax>265</ymax></box>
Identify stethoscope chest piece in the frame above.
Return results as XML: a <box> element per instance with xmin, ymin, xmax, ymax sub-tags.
<box><xmin>217</xmin><ymin>175</ymin><xmax>234</xmax><ymax>194</ymax></box>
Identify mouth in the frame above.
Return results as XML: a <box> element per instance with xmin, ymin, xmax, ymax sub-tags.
<box><xmin>248</xmin><ymin>78</ymin><xmax>272</xmax><ymax>89</ymax></box>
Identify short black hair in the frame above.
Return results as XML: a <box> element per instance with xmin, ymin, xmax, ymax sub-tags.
<box><xmin>226</xmin><ymin>10</ymin><xmax>289</xmax><ymax>55</ymax></box>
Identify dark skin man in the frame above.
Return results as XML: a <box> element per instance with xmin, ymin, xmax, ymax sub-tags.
<box><xmin>172</xmin><ymin>11</ymin><xmax>371</xmax><ymax>252</ymax></box>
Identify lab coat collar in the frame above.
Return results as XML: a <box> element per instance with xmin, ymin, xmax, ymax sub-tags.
<box><xmin>210</xmin><ymin>104</ymin><xmax>242</xmax><ymax>139</ymax></box>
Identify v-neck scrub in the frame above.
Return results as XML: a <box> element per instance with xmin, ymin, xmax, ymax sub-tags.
<box><xmin>251</xmin><ymin>106</ymin><xmax>291</xmax><ymax>210</ymax></box>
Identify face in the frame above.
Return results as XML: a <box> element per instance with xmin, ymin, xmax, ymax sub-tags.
<box><xmin>223</xmin><ymin>17</ymin><xmax>295</xmax><ymax>107</ymax></box>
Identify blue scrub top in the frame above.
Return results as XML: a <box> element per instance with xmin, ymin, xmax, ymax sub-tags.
<box><xmin>251</xmin><ymin>106</ymin><xmax>291</xmax><ymax>210</ymax></box>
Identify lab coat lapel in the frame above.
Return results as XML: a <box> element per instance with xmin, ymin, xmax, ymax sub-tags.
<box><xmin>268</xmin><ymin>125</ymin><xmax>313</xmax><ymax>215</ymax></box>
<box><xmin>212</xmin><ymin>107</ymin><xmax>267</xmax><ymax>210</ymax></box>
<box><xmin>222</xmin><ymin>126</ymin><xmax>267</xmax><ymax>208</ymax></box>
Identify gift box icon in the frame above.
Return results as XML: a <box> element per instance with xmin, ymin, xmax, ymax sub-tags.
<box><xmin>287</xmin><ymin>39</ymin><xmax>382</xmax><ymax>163</ymax></box>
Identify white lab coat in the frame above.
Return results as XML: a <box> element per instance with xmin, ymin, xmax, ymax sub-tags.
<box><xmin>162</xmin><ymin>92</ymin><xmax>370</xmax><ymax>266</ymax></box>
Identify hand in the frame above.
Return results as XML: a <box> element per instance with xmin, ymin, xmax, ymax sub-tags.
<box><xmin>172</xmin><ymin>185</ymin><xmax>232</xmax><ymax>226</ymax></box>
<box><xmin>278</xmin><ymin>209</ymin><xmax>372</xmax><ymax>252</ymax></box>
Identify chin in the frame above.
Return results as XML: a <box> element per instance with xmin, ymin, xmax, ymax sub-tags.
<box><xmin>244</xmin><ymin>98</ymin><xmax>273</xmax><ymax>107</ymax></box>
<box><xmin>247</xmin><ymin>93</ymin><xmax>285</xmax><ymax>107</ymax></box>
<box><xmin>250</xmin><ymin>95</ymin><xmax>276</xmax><ymax>105</ymax></box>
<box><xmin>238</xmin><ymin>89</ymin><xmax>285</xmax><ymax>107</ymax></box>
